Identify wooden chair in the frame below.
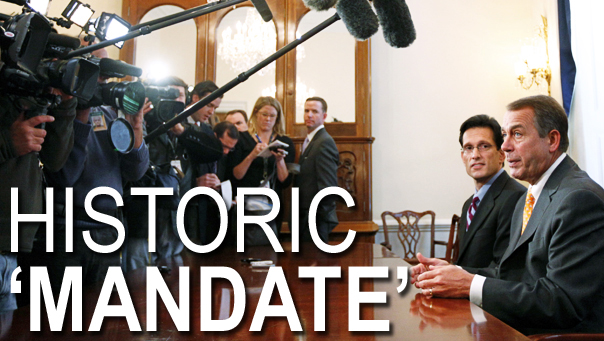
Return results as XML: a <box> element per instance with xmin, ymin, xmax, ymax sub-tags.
<box><xmin>380</xmin><ymin>210</ymin><xmax>436</xmax><ymax>264</ymax></box>
<box><xmin>431</xmin><ymin>214</ymin><xmax>460</xmax><ymax>263</ymax></box>
<box><xmin>447</xmin><ymin>214</ymin><xmax>460</xmax><ymax>263</ymax></box>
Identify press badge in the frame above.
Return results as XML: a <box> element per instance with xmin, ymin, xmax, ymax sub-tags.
<box><xmin>171</xmin><ymin>160</ymin><xmax>182</xmax><ymax>173</ymax></box>
<box><xmin>90</xmin><ymin>111</ymin><xmax>107</xmax><ymax>132</ymax></box>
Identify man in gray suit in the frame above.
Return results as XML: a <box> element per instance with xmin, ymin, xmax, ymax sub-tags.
<box><xmin>411</xmin><ymin>95</ymin><xmax>604</xmax><ymax>334</ymax></box>
<box><xmin>457</xmin><ymin>115</ymin><xmax>525</xmax><ymax>268</ymax></box>
<box><xmin>295</xmin><ymin>97</ymin><xmax>339</xmax><ymax>243</ymax></box>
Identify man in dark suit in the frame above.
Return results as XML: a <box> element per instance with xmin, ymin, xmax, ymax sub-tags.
<box><xmin>295</xmin><ymin>97</ymin><xmax>339</xmax><ymax>243</ymax></box>
<box><xmin>456</xmin><ymin>115</ymin><xmax>525</xmax><ymax>268</ymax></box>
<box><xmin>411</xmin><ymin>95</ymin><xmax>604</xmax><ymax>334</ymax></box>
<box><xmin>172</xmin><ymin>81</ymin><xmax>223</xmax><ymax>244</ymax></box>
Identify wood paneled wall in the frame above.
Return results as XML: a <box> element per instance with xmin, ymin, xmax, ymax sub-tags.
<box><xmin>120</xmin><ymin>0</ymin><xmax>376</xmax><ymax>232</ymax></box>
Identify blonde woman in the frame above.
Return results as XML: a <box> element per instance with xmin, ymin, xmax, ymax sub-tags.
<box><xmin>228</xmin><ymin>97</ymin><xmax>295</xmax><ymax>244</ymax></box>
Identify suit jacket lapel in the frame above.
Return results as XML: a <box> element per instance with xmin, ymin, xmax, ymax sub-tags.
<box><xmin>459</xmin><ymin>199</ymin><xmax>495</xmax><ymax>256</ymax></box>
<box><xmin>458</xmin><ymin>172</ymin><xmax>508</xmax><ymax>259</ymax></box>
<box><xmin>300</xmin><ymin>128</ymin><xmax>325</xmax><ymax>164</ymax></box>
<box><xmin>510</xmin><ymin>156</ymin><xmax>574</xmax><ymax>253</ymax></box>
<box><xmin>457</xmin><ymin>198</ymin><xmax>470</xmax><ymax>254</ymax></box>
<box><xmin>502</xmin><ymin>199</ymin><xmax>524</xmax><ymax>263</ymax></box>
<box><xmin>513</xmin><ymin>188</ymin><xmax>553</xmax><ymax>249</ymax></box>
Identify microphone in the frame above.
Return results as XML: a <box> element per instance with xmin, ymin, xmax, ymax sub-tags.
<box><xmin>47</xmin><ymin>33</ymin><xmax>81</xmax><ymax>50</ymax></box>
<box><xmin>98</xmin><ymin>58</ymin><xmax>143</xmax><ymax>78</ymax></box>
<box><xmin>302</xmin><ymin>0</ymin><xmax>337</xmax><ymax>11</ymax></box>
<box><xmin>0</xmin><ymin>0</ymin><xmax>27</xmax><ymax>5</ymax></box>
<box><xmin>373</xmin><ymin>0</ymin><xmax>416</xmax><ymax>48</ymax></box>
<box><xmin>250</xmin><ymin>0</ymin><xmax>273</xmax><ymax>22</ymax></box>
<box><xmin>335</xmin><ymin>0</ymin><xmax>378</xmax><ymax>41</ymax></box>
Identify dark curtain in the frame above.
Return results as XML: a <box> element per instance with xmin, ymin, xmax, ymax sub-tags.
<box><xmin>558</xmin><ymin>0</ymin><xmax>576</xmax><ymax>116</ymax></box>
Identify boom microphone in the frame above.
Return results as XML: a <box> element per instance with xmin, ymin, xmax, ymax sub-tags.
<box><xmin>302</xmin><ymin>0</ymin><xmax>337</xmax><ymax>11</ymax></box>
<box><xmin>250</xmin><ymin>0</ymin><xmax>273</xmax><ymax>22</ymax></box>
<box><xmin>179</xmin><ymin>129</ymin><xmax>224</xmax><ymax>164</ymax></box>
<box><xmin>335</xmin><ymin>0</ymin><xmax>378</xmax><ymax>41</ymax></box>
<box><xmin>373</xmin><ymin>0</ymin><xmax>416</xmax><ymax>48</ymax></box>
<box><xmin>0</xmin><ymin>0</ymin><xmax>27</xmax><ymax>5</ymax></box>
<box><xmin>98</xmin><ymin>58</ymin><xmax>143</xmax><ymax>78</ymax></box>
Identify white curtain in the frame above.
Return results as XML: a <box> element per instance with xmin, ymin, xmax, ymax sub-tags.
<box><xmin>568</xmin><ymin>0</ymin><xmax>604</xmax><ymax>186</ymax></box>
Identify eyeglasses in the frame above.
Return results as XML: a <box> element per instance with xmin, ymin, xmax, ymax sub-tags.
<box><xmin>462</xmin><ymin>144</ymin><xmax>493</xmax><ymax>155</ymax></box>
<box><xmin>260</xmin><ymin>112</ymin><xmax>277</xmax><ymax>119</ymax></box>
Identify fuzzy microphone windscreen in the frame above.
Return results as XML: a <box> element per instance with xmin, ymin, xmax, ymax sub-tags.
<box><xmin>373</xmin><ymin>0</ymin><xmax>416</xmax><ymax>48</ymax></box>
<box><xmin>336</xmin><ymin>0</ymin><xmax>379</xmax><ymax>41</ymax></box>
<box><xmin>302</xmin><ymin>0</ymin><xmax>338</xmax><ymax>11</ymax></box>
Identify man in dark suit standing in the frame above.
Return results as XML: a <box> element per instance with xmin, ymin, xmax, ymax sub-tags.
<box><xmin>412</xmin><ymin>95</ymin><xmax>604</xmax><ymax>334</ymax></box>
<box><xmin>456</xmin><ymin>115</ymin><xmax>525</xmax><ymax>268</ymax></box>
<box><xmin>296</xmin><ymin>97</ymin><xmax>339</xmax><ymax>243</ymax></box>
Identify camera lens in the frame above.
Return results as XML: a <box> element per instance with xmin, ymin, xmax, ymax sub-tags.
<box><xmin>102</xmin><ymin>81</ymin><xmax>145</xmax><ymax>115</ymax></box>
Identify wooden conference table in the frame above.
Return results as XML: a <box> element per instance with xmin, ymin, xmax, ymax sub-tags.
<box><xmin>2</xmin><ymin>242</ymin><xmax>529</xmax><ymax>340</ymax></box>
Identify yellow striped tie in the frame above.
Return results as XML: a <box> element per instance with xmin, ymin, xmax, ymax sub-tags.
<box><xmin>521</xmin><ymin>190</ymin><xmax>535</xmax><ymax>235</ymax></box>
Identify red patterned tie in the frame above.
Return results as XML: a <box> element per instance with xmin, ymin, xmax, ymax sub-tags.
<box><xmin>467</xmin><ymin>196</ymin><xmax>480</xmax><ymax>231</ymax></box>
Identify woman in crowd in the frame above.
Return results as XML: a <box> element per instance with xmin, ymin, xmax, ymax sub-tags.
<box><xmin>229</xmin><ymin>96</ymin><xmax>295</xmax><ymax>244</ymax></box>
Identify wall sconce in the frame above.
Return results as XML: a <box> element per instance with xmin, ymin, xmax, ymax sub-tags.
<box><xmin>515</xmin><ymin>16</ymin><xmax>551</xmax><ymax>96</ymax></box>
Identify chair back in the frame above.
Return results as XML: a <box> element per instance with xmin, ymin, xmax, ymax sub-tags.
<box><xmin>432</xmin><ymin>214</ymin><xmax>460</xmax><ymax>263</ymax></box>
<box><xmin>380</xmin><ymin>210</ymin><xmax>436</xmax><ymax>261</ymax></box>
<box><xmin>445</xmin><ymin>214</ymin><xmax>460</xmax><ymax>263</ymax></box>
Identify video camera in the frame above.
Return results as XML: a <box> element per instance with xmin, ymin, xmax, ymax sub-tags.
<box><xmin>0</xmin><ymin>3</ymin><xmax>146</xmax><ymax>115</ymax></box>
<box><xmin>0</xmin><ymin>11</ymin><xmax>99</xmax><ymax>101</ymax></box>
<box><xmin>76</xmin><ymin>57</ymin><xmax>146</xmax><ymax>115</ymax></box>
<box><xmin>144</xmin><ymin>85</ymin><xmax>185</xmax><ymax>131</ymax></box>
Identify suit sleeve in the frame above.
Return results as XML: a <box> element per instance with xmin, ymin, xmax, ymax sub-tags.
<box><xmin>120</xmin><ymin>141</ymin><xmax>149</xmax><ymax>182</ymax></box>
<box><xmin>0</xmin><ymin>127</ymin><xmax>17</xmax><ymax>165</ymax></box>
<box><xmin>482</xmin><ymin>189</ymin><xmax>604</xmax><ymax>329</ymax></box>
<box><xmin>315</xmin><ymin>138</ymin><xmax>338</xmax><ymax>192</ymax></box>
<box><xmin>314</xmin><ymin>137</ymin><xmax>339</xmax><ymax>217</ymax></box>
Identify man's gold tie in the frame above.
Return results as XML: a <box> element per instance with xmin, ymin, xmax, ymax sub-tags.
<box><xmin>522</xmin><ymin>189</ymin><xmax>535</xmax><ymax>235</ymax></box>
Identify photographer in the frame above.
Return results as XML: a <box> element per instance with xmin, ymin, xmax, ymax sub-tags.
<box><xmin>123</xmin><ymin>76</ymin><xmax>188</xmax><ymax>271</ymax></box>
<box><xmin>0</xmin><ymin>89</ymin><xmax>77</xmax><ymax>311</ymax></box>
<box><xmin>30</xmin><ymin>47</ymin><xmax>150</xmax><ymax>292</ymax></box>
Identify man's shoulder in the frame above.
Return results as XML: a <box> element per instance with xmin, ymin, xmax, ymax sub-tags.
<box><xmin>489</xmin><ymin>170</ymin><xmax>526</xmax><ymax>197</ymax></box>
<box><xmin>314</xmin><ymin>128</ymin><xmax>337</xmax><ymax>148</ymax></box>
<box><xmin>201</xmin><ymin>122</ymin><xmax>214</xmax><ymax>135</ymax></box>
<box><xmin>501</xmin><ymin>172</ymin><xmax>527</xmax><ymax>193</ymax></box>
<box><xmin>558</xmin><ymin>169</ymin><xmax>604</xmax><ymax>199</ymax></box>
<box><xmin>550</xmin><ymin>157</ymin><xmax>604</xmax><ymax>197</ymax></box>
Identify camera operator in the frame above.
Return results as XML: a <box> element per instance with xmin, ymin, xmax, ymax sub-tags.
<box><xmin>171</xmin><ymin>80</ymin><xmax>224</xmax><ymax>244</ymax></box>
<box><xmin>29</xmin><ymin>47</ymin><xmax>150</xmax><ymax>293</ymax></box>
<box><xmin>0</xmin><ymin>88</ymin><xmax>77</xmax><ymax>311</ymax></box>
<box><xmin>123</xmin><ymin>76</ymin><xmax>188</xmax><ymax>271</ymax></box>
